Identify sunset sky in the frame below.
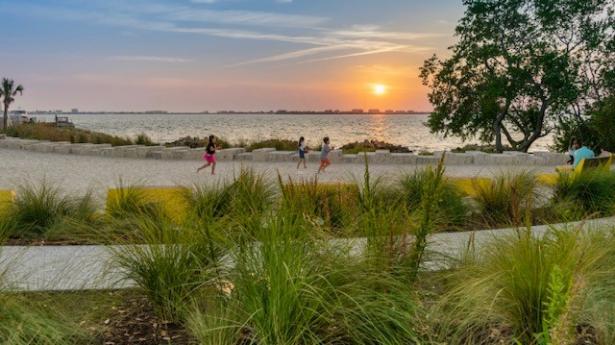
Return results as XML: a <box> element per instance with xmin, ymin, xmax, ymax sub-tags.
<box><xmin>1</xmin><ymin>0</ymin><xmax>463</xmax><ymax>112</ymax></box>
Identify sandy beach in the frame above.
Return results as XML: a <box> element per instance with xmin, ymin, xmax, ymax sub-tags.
<box><xmin>0</xmin><ymin>147</ymin><xmax>557</xmax><ymax>195</ymax></box>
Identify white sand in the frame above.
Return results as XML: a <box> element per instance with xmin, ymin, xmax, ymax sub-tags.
<box><xmin>0</xmin><ymin>148</ymin><xmax>555</xmax><ymax>195</ymax></box>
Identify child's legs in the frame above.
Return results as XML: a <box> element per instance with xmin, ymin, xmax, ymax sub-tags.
<box><xmin>211</xmin><ymin>161</ymin><xmax>216</xmax><ymax>174</ymax></box>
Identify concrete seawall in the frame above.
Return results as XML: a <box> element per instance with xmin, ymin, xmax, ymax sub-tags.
<box><xmin>0</xmin><ymin>137</ymin><xmax>568</xmax><ymax>166</ymax></box>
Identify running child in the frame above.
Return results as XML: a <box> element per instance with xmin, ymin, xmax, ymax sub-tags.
<box><xmin>197</xmin><ymin>135</ymin><xmax>218</xmax><ymax>175</ymax></box>
<box><xmin>317</xmin><ymin>136</ymin><xmax>332</xmax><ymax>174</ymax></box>
<box><xmin>297</xmin><ymin>136</ymin><xmax>308</xmax><ymax>170</ymax></box>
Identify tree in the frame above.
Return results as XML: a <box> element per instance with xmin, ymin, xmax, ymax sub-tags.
<box><xmin>420</xmin><ymin>0</ymin><xmax>614</xmax><ymax>152</ymax></box>
<box><xmin>1</xmin><ymin>78</ymin><xmax>24</xmax><ymax>130</ymax></box>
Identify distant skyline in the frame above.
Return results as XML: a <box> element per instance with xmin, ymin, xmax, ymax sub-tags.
<box><xmin>1</xmin><ymin>0</ymin><xmax>464</xmax><ymax>112</ymax></box>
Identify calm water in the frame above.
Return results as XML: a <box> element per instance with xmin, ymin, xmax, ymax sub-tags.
<box><xmin>34</xmin><ymin>113</ymin><xmax>552</xmax><ymax>152</ymax></box>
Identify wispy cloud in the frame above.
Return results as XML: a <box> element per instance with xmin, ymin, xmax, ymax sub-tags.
<box><xmin>108</xmin><ymin>56</ymin><xmax>193</xmax><ymax>63</ymax></box>
<box><xmin>0</xmin><ymin>1</ymin><xmax>439</xmax><ymax>66</ymax></box>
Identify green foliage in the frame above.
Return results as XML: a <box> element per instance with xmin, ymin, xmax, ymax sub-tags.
<box><xmin>553</xmin><ymin>170</ymin><xmax>615</xmax><ymax>216</ymax></box>
<box><xmin>553</xmin><ymin>98</ymin><xmax>615</xmax><ymax>155</ymax></box>
<box><xmin>135</xmin><ymin>132</ymin><xmax>155</xmax><ymax>146</ymax></box>
<box><xmin>112</xmin><ymin>218</ymin><xmax>224</xmax><ymax>322</ymax></box>
<box><xmin>0</xmin><ymin>295</ymin><xmax>86</xmax><ymax>345</ymax></box>
<box><xmin>340</xmin><ymin>140</ymin><xmax>411</xmax><ymax>154</ymax></box>
<box><xmin>420</xmin><ymin>0</ymin><xmax>614</xmax><ymax>152</ymax></box>
<box><xmin>245</xmin><ymin>138</ymin><xmax>298</xmax><ymax>152</ymax></box>
<box><xmin>279</xmin><ymin>176</ymin><xmax>360</xmax><ymax>230</ymax></box>
<box><xmin>399</xmin><ymin>166</ymin><xmax>468</xmax><ymax>228</ymax></box>
<box><xmin>188</xmin><ymin>208</ymin><xmax>421</xmax><ymax>345</ymax></box>
<box><xmin>434</xmin><ymin>228</ymin><xmax>615</xmax><ymax>344</ymax></box>
<box><xmin>105</xmin><ymin>183</ymin><xmax>165</xmax><ymax>221</ymax></box>
<box><xmin>4</xmin><ymin>182</ymin><xmax>98</xmax><ymax>237</ymax></box>
<box><xmin>4</xmin><ymin>123</ymin><xmax>136</xmax><ymax>146</ymax></box>
<box><xmin>472</xmin><ymin>171</ymin><xmax>538</xmax><ymax>226</ymax></box>
<box><xmin>183</xmin><ymin>183</ymin><xmax>234</xmax><ymax>222</ymax></box>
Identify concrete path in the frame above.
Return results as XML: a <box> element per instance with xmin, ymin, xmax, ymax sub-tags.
<box><xmin>1</xmin><ymin>217</ymin><xmax>613</xmax><ymax>291</ymax></box>
<box><xmin>0</xmin><ymin>148</ymin><xmax>555</xmax><ymax>196</ymax></box>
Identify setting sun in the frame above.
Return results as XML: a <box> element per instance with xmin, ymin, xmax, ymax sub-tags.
<box><xmin>372</xmin><ymin>84</ymin><xmax>388</xmax><ymax>96</ymax></box>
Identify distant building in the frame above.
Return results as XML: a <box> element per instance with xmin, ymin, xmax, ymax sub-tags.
<box><xmin>71</xmin><ymin>108</ymin><xmax>79</xmax><ymax>114</ymax></box>
<box><xmin>368</xmin><ymin>109</ymin><xmax>380</xmax><ymax>114</ymax></box>
<box><xmin>351</xmin><ymin>109</ymin><xmax>364</xmax><ymax>114</ymax></box>
<box><xmin>384</xmin><ymin>109</ymin><xmax>395</xmax><ymax>114</ymax></box>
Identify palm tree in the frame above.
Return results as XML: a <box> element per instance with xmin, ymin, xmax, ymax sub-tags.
<box><xmin>0</xmin><ymin>78</ymin><xmax>24</xmax><ymax>130</ymax></box>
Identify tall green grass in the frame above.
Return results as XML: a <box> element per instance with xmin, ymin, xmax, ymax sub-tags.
<box><xmin>188</xmin><ymin>207</ymin><xmax>422</xmax><ymax>345</ymax></box>
<box><xmin>279</xmin><ymin>175</ymin><xmax>360</xmax><ymax>231</ymax></box>
<box><xmin>112</xmin><ymin>217</ymin><xmax>226</xmax><ymax>323</ymax></box>
<box><xmin>433</xmin><ymin>227</ymin><xmax>615</xmax><ymax>344</ymax></box>
<box><xmin>0</xmin><ymin>294</ymin><xmax>86</xmax><ymax>344</ymax></box>
<box><xmin>554</xmin><ymin>169</ymin><xmax>615</xmax><ymax>216</ymax></box>
<box><xmin>472</xmin><ymin>171</ymin><xmax>538</xmax><ymax>226</ymax></box>
<box><xmin>399</xmin><ymin>164</ymin><xmax>468</xmax><ymax>228</ymax></box>
<box><xmin>3</xmin><ymin>182</ymin><xmax>98</xmax><ymax>238</ymax></box>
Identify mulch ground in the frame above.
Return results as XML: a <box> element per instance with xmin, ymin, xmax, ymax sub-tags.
<box><xmin>98</xmin><ymin>295</ymin><xmax>196</xmax><ymax>345</ymax></box>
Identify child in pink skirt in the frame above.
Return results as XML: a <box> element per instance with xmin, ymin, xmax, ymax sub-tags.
<box><xmin>197</xmin><ymin>135</ymin><xmax>218</xmax><ymax>175</ymax></box>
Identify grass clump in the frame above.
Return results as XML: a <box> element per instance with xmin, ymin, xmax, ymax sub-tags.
<box><xmin>472</xmin><ymin>171</ymin><xmax>538</xmax><ymax>226</ymax></box>
<box><xmin>2</xmin><ymin>182</ymin><xmax>98</xmax><ymax>239</ymax></box>
<box><xmin>112</xmin><ymin>218</ymin><xmax>225</xmax><ymax>323</ymax></box>
<box><xmin>188</xmin><ymin>208</ymin><xmax>422</xmax><ymax>345</ymax></box>
<box><xmin>553</xmin><ymin>169</ymin><xmax>615</xmax><ymax>216</ymax></box>
<box><xmin>400</xmin><ymin>167</ymin><xmax>468</xmax><ymax>228</ymax></box>
<box><xmin>433</xmin><ymin>228</ymin><xmax>615</xmax><ymax>344</ymax></box>
<box><xmin>279</xmin><ymin>176</ymin><xmax>360</xmax><ymax>230</ymax></box>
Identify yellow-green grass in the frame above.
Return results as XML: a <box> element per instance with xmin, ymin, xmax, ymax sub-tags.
<box><xmin>107</xmin><ymin>186</ymin><xmax>190</xmax><ymax>223</ymax></box>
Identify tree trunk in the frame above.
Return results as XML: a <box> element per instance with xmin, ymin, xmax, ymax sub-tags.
<box><xmin>2</xmin><ymin>103</ymin><xmax>7</xmax><ymax>130</ymax></box>
<box><xmin>517</xmin><ymin>101</ymin><xmax>549</xmax><ymax>152</ymax></box>
<box><xmin>495</xmin><ymin>120</ymin><xmax>503</xmax><ymax>153</ymax></box>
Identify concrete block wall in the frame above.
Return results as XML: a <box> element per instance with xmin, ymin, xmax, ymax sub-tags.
<box><xmin>0</xmin><ymin>137</ymin><xmax>571</xmax><ymax>166</ymax></box>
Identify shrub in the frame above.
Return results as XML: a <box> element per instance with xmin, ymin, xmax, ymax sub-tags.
<box><xmin>553</xmin><ymin>169</ymin><xmax>615</xmax><ymax>216</ymax></box>
<box><xmin>135</xmin><ymin>133</ymin><xmax>155</xmax><ymax>146</ymax></box>
<box><xmin>433</xmin><ymin>228</ymin><xmax>615</xmax><ymax>344</ymax></box>
<box><xmin>245</xmin><ymin>138</ymin><xmax>298</xmax><ymax>152</ymax></box>
<box><xmin>341</xmin><ymin>139</ymin><xmax>411</xmax><ymax>154</ymax></box>
<box><xmin>472</xmin><ymin>171</ymin><xmax>538</xmax><ymax>226</ymax></box>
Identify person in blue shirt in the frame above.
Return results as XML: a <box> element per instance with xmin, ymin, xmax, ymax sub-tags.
<box><xmin>572</xmin><ymin>138</ymin><xmax>595</xmax><ymax>168</ymax></box>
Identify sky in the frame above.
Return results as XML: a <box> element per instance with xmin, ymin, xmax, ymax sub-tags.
<box><xmin>0</xmin><ymin>0</ymin><xmax>464</xmax><ymax>112</ymax></box>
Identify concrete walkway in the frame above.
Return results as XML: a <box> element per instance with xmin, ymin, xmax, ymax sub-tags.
<box><xmin>0</xmin><ymin>148</ymin><xmax>556</xmax><ymax>196</ymax></box>
<box><xmin>1</xmin><ymin>217</ymin><xmax>613</xmax><ymax>291</ymax></box>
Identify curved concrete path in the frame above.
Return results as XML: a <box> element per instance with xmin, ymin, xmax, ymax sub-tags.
<box><xmin>1</xmin><ymin>217</ymin><xmax>614</xmax><ymax>291</ymax></box>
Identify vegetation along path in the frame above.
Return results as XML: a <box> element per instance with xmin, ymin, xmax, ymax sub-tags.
<box><xmin>2</xmin><ymin>216</ymin><xmax>614</xmax><ymax>291</ymax></box>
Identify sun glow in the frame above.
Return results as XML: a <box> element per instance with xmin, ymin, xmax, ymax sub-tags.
<box><xmin>372</xmin><ymin>84</ymin><xmax>387</xmax><ymax>96</ymax></box>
